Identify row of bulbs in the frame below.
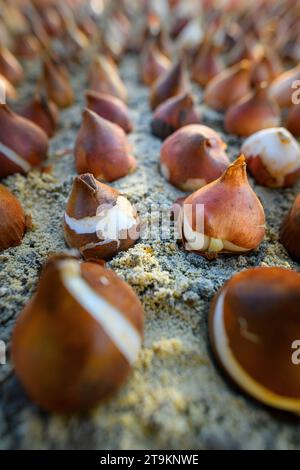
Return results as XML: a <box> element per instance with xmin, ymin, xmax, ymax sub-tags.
<box><xmin>0</xmin><ymin>0</ymin><xmax>300</xmax><ymax>415</ymax></box>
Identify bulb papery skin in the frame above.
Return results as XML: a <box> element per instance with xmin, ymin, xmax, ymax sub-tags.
<box><xmin>0</xmin><ymin>105</ymin><xmax>48</xmax><ymax>178</ymax></box>
<box><xmin>224</xmin><ymin>86</ymin><xmax>280</xmax><ymax>137</ymax></box>
<box><xmin>43</xmin><ymin>59</ymin><xmax>74</xmax><ymax>109</ymax></box>
<box><xmin>160</xmin><ymin>124</ymin><xmax>229</xmax><ymax>190</ymax></box>
<box><xmin>151</xmin><ymin>93</ymin><xmax>201</xmax><ymax>139</ymax></box>
<box><xmin>86</xmin><ymin>91</ymin><xmax>133</xmax><ymax>133</ymax></box>
<box><xmin>149</xmin><ymin>60</ymin><xmax>187</xmax><ymax>110</ymax></box>
<box><xmin>241</xmin><ymin>127</ymin><xmax>300</xmax><ymax>188</ymax></box>
<box><xmin>19</xmin><ymin>95</ymin><xmax>59</xmax><ymax>138</ymax></box>
<box><xmin>250</xmin><ymin>51</ymin><xmax>282</xmax><ymax>88</ymax></box>
<box><xmin>191</xmin><ymin>41</ymin><xmax>223</xmax><ymax>87</ymax></box>
<box><xmin>74</xmin><ymin>110</ymin><xmax>136</xmax><ymax>182</ymax></box>
<box><xmin>176</xmin><ymin>155</ymin><xmax>265</xmax><ymax>256</ymax></box>
<box><xmin>209</xmin><ymin>267</ymin><xmax>300</xmax><ymax>414</ymax></box>
<box><xmin>140</xmin><ymin>43</ymin><xmax>171</xmax><ymax>86</ymax></box>
<box><xmin>64</xmin><ymin>173</ymin><xmax>140</xmax><ymax>260</ymax></box>
<box><xmin>204</xmin><ymin>60</ymin><xmax>251</xmax><ymax>111</ymax></box>
<box><xmin>12</xmin><ymin>255</ymin><xmax>144</xmax><ymax>413</ymax></box>
<box><xmin>89</xmin><ymin>55</ymin><xmax>128</xmax><ymax>102</ymax></box>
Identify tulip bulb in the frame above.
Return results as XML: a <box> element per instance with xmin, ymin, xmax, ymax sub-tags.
<box><xmin>176</xmin><ymin>155</ymin><xmax>265</xmax><ymax>256</ymax></box>
<box><xmin>86</xmin><ymin>90</ymin><xmax>133</xmax><ymax>134</ymax></box>
<box><xmin>12</xmin><ymin>255</ymin><xmax>144</xmax><ymax>413</ymax></box>
<box><xmin>149</xmin><ymin>60</ymin><xmax>187</xmax><ymax>110</ymax></box>
<box><xmin>269</xmin><ymin>65</ymin><xmax>300</xmax><ymax>109</ymax></box>
<box><xmin>140</xmin><ymin>42</ymin><xmax>171</xmax><ymax>86</ymax></box>
<box><xmin>280</xmin><ymin>195</ymin><xmax>300</xmax><ymax>263</ymax></box>
<box><xmin>74</xmin><ymin>110</ymin><xmax>136</xmax><ymax>182</ymax></box>
<box><xmin>64</xmin><ymin>174</ymin><xmax>139</xmax><ymax>260</ymax></box>
<box><xmin>226</xmin><ymin>35</ymin><xmax>260</xmax><ymax>67</ymax></box>
<box><xmin>250</xmin><ymin>50</ymin><xmax>282</xmax><ymax>87</ymax></box>
<box><xmin>209</xmin><ymin>267</ymin><xmax>300</xmax><ymax>414</ymax></box>
<box><xmin>161</xmin><ymin>124</ymin><xmax>229</xmax><ymax>191</ymax></box>
<box><xmin>204</xmin><ymin>60</ymin><xmax>251</xmax><ymax>111</ymax></box>
<box><xmin>241</xmin><ymin>127</ymin><xmax>300</xmax><ymax>188</ymax></box>
<box><xmin>88</xmin><ymin>54</ymin><xmax>128</xmax><ymax>102</ymax></box>
<box><xmin>151</xmin><ymin>93</ymin><xmax>201</xmax><ymax>139</ymax></box>
<box><xmin>0</xmin><ymin>46</ymin><xmax>24</xmax><ymax>86</ymax></box>
<box><xmin>0</xmin><ymin>104</ymin><xmax>48</xmax><ymax>178</ymax></box>
<box><xmin>19</xmin><ymin>94</ymin><xmax>59</xmax><ymax>138</ymax></box>
<box><xmin>0</xmin><ymin>184</ymin><xmax>26</xmax><ymax>251</ymax></box>
<box><xmin>286</xmin><ymin>105</ymin><xmax>300</xmax><ymax>137</ymax></box>
<box><xmin>224</xmin><ymin>84</ymin><xmax>280</xmax><ymax>137</ymax></box>
<box><xmin>43</xmin><ymin>58</ymin><xmax>74</xmax><ymax>108</ymax></box>
<box><xmin>191</xmin><ymin>41</ymin><xmax>223</xmax><ymax>87</ymax></box>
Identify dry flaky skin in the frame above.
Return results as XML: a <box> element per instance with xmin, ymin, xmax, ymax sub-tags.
<box><xmin>1</xmin><ymin>54</ymin><xmax>300</xmax><ymax>450</ymax></box>
<box><xmin>64</xmin><ymin>174</ymin><xmax>139</xmax><ymax>260</ymax></box>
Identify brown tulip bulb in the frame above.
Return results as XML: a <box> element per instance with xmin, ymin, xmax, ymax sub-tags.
<box><xmin>269</xmin><ymin>65</ymin><xmax>300</xmax><ymax>109</ymax></box>
<box><xmin>286</xmin><ymin>105</ymin><xmax>300</xmax><ymax>137</ymax></box>
<box><xmin>209</xmin><ymin>267</ymin><xmax>300</xmax><ymax>414</ymax></box>
<box><xmin>149</xmin><ymin>60</ymin><xmax>187</xmax><ymax>110</ymax></box>
<box><xmin>43</xmin><ymin>58</ymin><xmax>74</xmax><ymax>108</ymax></box>
<box><xmin>12</xmin><ymin>255</ymin><xmax>144</xmax><ymax>413</ymax></box>
<box><xmin>161</xmin><ymin>124</ymin><xmax>229</xmax><ymax>191</ymax></box>
<box><xmin>191</xmin><ymin>41</ymin><xmax>223</xmax><ymax>87</ymax></box>
<box><xmin>226</xmin><ymin>35</ymin><xmax>260</xmax><ymax>67</ymax></box>
<box><xmin>0</xmin><ymin>184</ymin><xmax>26</xmax><ymax>251</ymax></box>
<box><xmin>140</xmin><ymin>42</ymin><xmax>171</xmax><ymax>86</ymax></box>
<box><xmin>88</xmin><ymin>55</ymin><xmax>128</xmax><ymax>102</ymax></box>
<box><xmin>74</xmin><ymin>110</ymin><xmax>136</xmax><ymax>182</ymax></box>
<box><xmin>176</xmin><ymin>155</ymin><xmax>265</xmax><ymax>255</ymax></box>
<box><xmin>151</xmin><ymin>93</ymin><xmax>201</xmax><ymax>139</ymax></box>
<box><xmin>204</xmin><ymin>60</ymin><xmax>251</xmax><ymax>111</ymax></box>
<box><xmin>224</xmin><ymin>84</ymin><xmax>280</xmax><ymax>137</ymax></box>
<box><xmin>19</xmin><ymin>94</ymin><xmax>59</xmax><ymax>138</ymax></box>
<box><xmin>0</xmin><ymin>105</ymin><xmax>48</xmax><ymax>178</ymax></box>
<box><xmin>280</xmin><ymin>195</ymin><xmax>300</xmax><ymax>262</ymax></box>
<box><xmin>64</xmin><ymin>174</ymin><xmax>140</xmax><ymax>260</ymax></box>
<box><xmin>250</xmin><ymin>50</ymin><xmax>282</xmax><ymax>88</ymax></box>
<box><xmin>0</xmin><ymin>46</ymin><xmax>24</xmax><ymax>86</ymax></box>
<box><xmin>241</xmin><ymin>128</ymin><xmax>300</xmax><ymax>188</ymax></box>
<box><xmin>86</xmin><ymin>90</ymin><xmax>133</xmax><ymax>134</ymax></box>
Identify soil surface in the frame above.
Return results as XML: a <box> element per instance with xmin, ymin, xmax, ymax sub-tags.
<box><xmin>0</xmin><ymin>54</ymin><xmax>300</xmax><ymax>450</ymax></box>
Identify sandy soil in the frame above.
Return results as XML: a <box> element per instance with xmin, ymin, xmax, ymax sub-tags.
<box><xmin>0</xmin><ymin>54</ymin><xmax>300</xmax><ymax>450</ymax></box>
